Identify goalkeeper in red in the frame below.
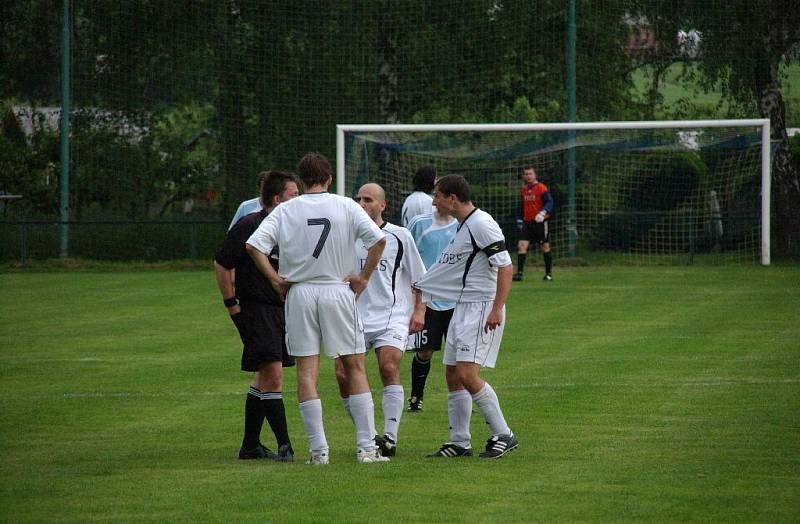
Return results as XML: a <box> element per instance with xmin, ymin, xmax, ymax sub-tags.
<box><xmin>412</xmin><ymin>174</ymin><xmax>518</xmax><ymax>459</ymax></box>
<box><xmin>513</xmin><ymin>166</ymin><xmax>553</xmax><ymax>282</ymax></box>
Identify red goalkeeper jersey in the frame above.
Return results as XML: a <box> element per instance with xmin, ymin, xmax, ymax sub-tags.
<box><xmin>521</xmin><ymin>182</ymin><xmax>552</xmax><ymax>221</ymax></box>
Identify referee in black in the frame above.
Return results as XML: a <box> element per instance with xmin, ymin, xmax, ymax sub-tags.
<box><xmin>213</xmin><ymin>170</ymin><xmax>299</xmax><ymax>461</ymax></box>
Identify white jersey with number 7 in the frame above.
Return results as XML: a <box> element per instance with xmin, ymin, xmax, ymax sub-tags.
<box><xmin>247</xmin><ymin>192</ymin><xmax>384</xmax><ymax>284</ymax></box>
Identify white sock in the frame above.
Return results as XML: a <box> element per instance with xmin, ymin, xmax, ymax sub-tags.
<box><xmin>341</xmin><ymin>396</ymin><xmax>354</xmax><ymax>423</ymax></box>
<box><xmin>448</xmin><ymin>389</ymin><xmax>472</xmax><ymax>448</ymax></box>
<box><xmin>471</xmin><ymin>383</ymin><xmax>511</xmax><ymax>436</ymax></box>
<box><xmin>348</xmin><ymin>391</ymin><xmax>377</xmax><ymax>451</ymax></box>
<box><xmin>298</xmin><ymin>398</ymin><xmax>328</xmax><ymax>453</ymax></box>
<box><xmin>382</xmin><ymin>385</ymin><xmax>404</xmax><ymax>443</ymax></box>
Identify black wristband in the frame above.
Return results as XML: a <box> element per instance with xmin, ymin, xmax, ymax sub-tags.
<box><xmin>223</xmin><ymin>297</ymin><xmax>238</xmax><ymax>307</ymax></box>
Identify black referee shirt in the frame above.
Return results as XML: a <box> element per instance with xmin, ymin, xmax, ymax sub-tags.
<box><xmin>214</xmin><ymin>209</ymin><xmax>283</xmax><ymax>305</ymax></box>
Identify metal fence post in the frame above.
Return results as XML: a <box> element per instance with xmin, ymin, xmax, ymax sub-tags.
<box><xmin>20</xmin><ymin>222</ymin><xmax>29</xmax><ymax>265</ymax></box>
<box><xmin>189</xmin><ymin>222</ymin><xmax>197</xmax><ymax>262</ymax></box>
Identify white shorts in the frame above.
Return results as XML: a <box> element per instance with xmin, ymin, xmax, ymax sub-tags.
<box><xmin>443</xmin><ymin>301</ymin><xmax>505</xmax><ymax>368</ymax></box>
<box><xmin>364</xmin><ymin>323</ymin><xmax>409</xmax><ymax>352</ymax></box>
<box><xmin>285</xmin><ymin>283</ymin><xmax>366</xmax><ymax>359</ymax></box>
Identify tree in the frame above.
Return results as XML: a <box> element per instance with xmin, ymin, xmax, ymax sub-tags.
<box><xmin>0</xmin><ymin>1</ymin><xmax>61</xmax><ymax>103</ymax></box>
<box><xmin>640</xmin><ymin>0</ymin><xmax>800</xmax><ymax>257</ymax></box>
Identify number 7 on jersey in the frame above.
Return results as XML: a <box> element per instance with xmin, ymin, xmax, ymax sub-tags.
<box><xmin>307</xmin><ymin>218</ymin><xmax>331</xmax><ymax>258</ymax></box>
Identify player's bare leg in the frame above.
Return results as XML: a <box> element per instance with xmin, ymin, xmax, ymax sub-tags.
<box><xmin>252</xmin><ymin>362</ymin><xmax>282</xmax><ymax>391</ymax></box>
<box><xmin>340</xmin><ymin>353</ymin><xmax>370</xmax><ymax>394</ymax></box>
<box><xmin>333</xmin><ymin>357</ymin><xmax>354</xmax><ymax>422</ymax></box>
<box><xmin>296</xmin><ymin>355</ymin><xmax>320</xmax><ymax>402</ymax></box>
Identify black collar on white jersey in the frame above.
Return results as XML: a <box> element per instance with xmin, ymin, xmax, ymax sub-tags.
<box><xmin>457</xmin><ymin>207</ymin><xmax>479</xmax><ymax>232</ymax></box>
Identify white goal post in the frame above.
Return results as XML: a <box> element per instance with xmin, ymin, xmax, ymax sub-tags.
<box><xmin>336</xmin><ymin>119</ymin><xmax>771</xmax><ymax>265</ymax></box>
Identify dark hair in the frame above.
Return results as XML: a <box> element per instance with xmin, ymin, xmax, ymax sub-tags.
<box><xmin>261</xmin><ymin>171</ymin><xmax>298</xmax><ymax>206</ymax></box>
<box><xmin>435</xmin><ymin>174</ymin><xmax>471</xmax><ymax>203</ymax></box>
<box><xmin>412</xmin><ymin>165</ymin><xmax>436</xmax><ymax>192</ymax></box>
<box><xmin>297</xmin><ymin>153</ymin><xmax>332</xmax><ymax>188</ymax></box>
<box><xmin>256</xmin><ymin>171</ymin><xmax>271</xmax><ymax>190</ymax></box>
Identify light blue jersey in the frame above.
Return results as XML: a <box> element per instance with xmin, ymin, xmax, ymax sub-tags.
<box><xmin>229</xmin><ymin>197</ymin><xmax>262</xmax><ymax>230</ymax></box>
<box><xmin>407</xmin><ymin>212</ymin><xmax>458</xmax><ymax>311</ymax></box>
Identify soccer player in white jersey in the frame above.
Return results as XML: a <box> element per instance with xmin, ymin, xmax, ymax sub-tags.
<box><xmin>412</xmin><ymin>174</ymin><xmax>518</xmax><ymax>459</ymax></box>
<box><xmin>335</xmin><ymin>183</ymin><xmax>426</xmax><ymax>457</ymax></box>
<box><xmin>405</xmin><ymin>208</ymin><xmax>458</xmax><ymax>412</ymax></box>
<box><xmin>229</xmin><ymin>171</ymin><xmax>268</xmax><ymax>229</ymax></box>
<box><xmin>400</xmin><ymin>165</ymin><xmax>436</xmax><ymax>226</ymax></box>
<box><xmin>246</xmin><ymin>153</ymin><xmax>389</xmax><ymax>465</ymax></box>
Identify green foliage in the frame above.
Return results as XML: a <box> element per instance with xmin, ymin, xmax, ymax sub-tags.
<box><xmin>0</xmin><ymin>1</ymin><xmax>61</xmax><ymax>102</ymax></box>
<box><xmin>781</xmin><ymin>62</ymin><xmax>800</xmax><ymax>126</ymax></box>
<box><xmin>790</xmin><ymin>132</ymin><xmax>800</xmax><ymax>174</ymax></box>
<box><xmin>411</xmin><ymin>96</ymin><xmax>561</xmax><ymax>125</ymax></box>
<box><xmin>639</xmin><ymin>1</ymin><xmax>800</xmax><ymax>105</ymax></box>
<box><xmin>151</xmin><ymin>104</ymin><xmax>220</xmax><ymax>216</ymax></box>
<box><xmin>2</xmin><ymin>0</ymin><xmax>797</xmax><ymax>253</ymax></box>
<box><xmin>586</xmin><ymin>151</ymin><xmax>710</xmax><ymax>251</ymax></box>
<box><xmin>0</xmin><ymin>130</ymin><xmax>59</xmax><ymax>217</ymax></box>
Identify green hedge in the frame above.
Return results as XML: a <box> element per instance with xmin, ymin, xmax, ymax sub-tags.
<box><xmin>0</xmin><ymin>221</ymin><xmax>227</xmax><ymax>263</ymax></box>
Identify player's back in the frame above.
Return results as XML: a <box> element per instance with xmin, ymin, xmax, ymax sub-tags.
<box><xmin>401</xmin><ymin>191</ymin><xmax>433</xmax><ymax>227</ymax></box>
<box><xmin>407</xmin><ymin>212</ymin><xmax>458</xmax><ymax>269</ymax></box>
<box><xmin>229</xmin><ymin>197</ymin><xmax>262</xmax><ymax>229</ymax></box>
<box><xmin>269</xmin><ymin>192</ymin><xmax>382</xmax><ymax>284</ymax></box>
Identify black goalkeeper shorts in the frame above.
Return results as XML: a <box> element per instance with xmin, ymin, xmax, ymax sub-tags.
<box><xmin>520</xmin><ymin>220</ymin><xmax>550</xmax><ymax>244</ymax></box>
<box><xmin>231</xmin><ymin>301</ymin><xmax>295</xmax><ymax>371</ymax></box>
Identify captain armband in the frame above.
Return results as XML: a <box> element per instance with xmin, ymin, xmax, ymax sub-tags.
<box><xmin>481</xmin><ymin>240</ymin><xmax>507</xmax><ymax>257</ymax></box>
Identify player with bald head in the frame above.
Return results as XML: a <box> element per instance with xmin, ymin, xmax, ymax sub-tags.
<box><xmin>336</xmin><ymin>182</ymin><xmax>426</xmax><ymax>457</ymax></box>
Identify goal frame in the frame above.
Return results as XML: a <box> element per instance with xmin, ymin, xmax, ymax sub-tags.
<box><xmin>336</xmin><ymin>119</ymin><xmax>772</xmax><ymax>265</ymax></box>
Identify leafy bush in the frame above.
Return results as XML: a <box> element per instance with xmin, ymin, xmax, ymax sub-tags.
<box><xmin>587</xmin><ymin>151</ymin><xmax>710</xmax><ymax>251</ymax></box>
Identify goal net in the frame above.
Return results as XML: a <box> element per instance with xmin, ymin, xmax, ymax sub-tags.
<box><xmin>337</xmin><ymin>120</ymin><xmax>771</xmax><ymax>265</ymax></box>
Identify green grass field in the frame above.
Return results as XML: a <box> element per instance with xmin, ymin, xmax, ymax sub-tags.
<box><xmin>1</xmin><ymin>266</ymin><xmax>799</xmax><ymax>522</ymax></box>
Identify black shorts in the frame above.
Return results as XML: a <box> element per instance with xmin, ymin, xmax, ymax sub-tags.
<box><xmin>408</xmin><ymin>307</ymin><xmax>454</xmax><ymax>352</ymax></box>
<box><xmin>231</xmin><ymin>301</ymin><xmax>295</xmax><ymax>371</ymax></box>
<box><xmin>520</xmin><ymin>220</ymin><xmax>550</xmax><ymax>244</ymax></box>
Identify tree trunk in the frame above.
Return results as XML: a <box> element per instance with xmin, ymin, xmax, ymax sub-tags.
<box><xmin>756</xmin><ymin>57</ymin><xmax>800</xmax><ymax>259</ymax></box>
<box><xmin>646</xmin><ymin>62</ymin><xmax>668</xmax><ymax>120</ymax></box>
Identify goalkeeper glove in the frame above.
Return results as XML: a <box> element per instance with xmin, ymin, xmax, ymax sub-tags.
<box><xmin>535</xmin><ymin>211</ymin><xmax>547</xmax><ymax>223</ymax></box>
<box><xmin>516</xmin><ymin>219</ymin><xmax>524</xmax><ymax>231</ymax></box>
